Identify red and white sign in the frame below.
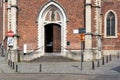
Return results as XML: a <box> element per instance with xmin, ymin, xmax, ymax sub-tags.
<box><xmin>7</xmin><ymin>30</ymin><xmax>14</xmax><ymax>37</ymax></box>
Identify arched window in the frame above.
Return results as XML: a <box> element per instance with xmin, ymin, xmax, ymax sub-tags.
<box><xmin>106</xmin><ymin>11</ymin><xmax>115</xmax><ymax>36</ymax></box>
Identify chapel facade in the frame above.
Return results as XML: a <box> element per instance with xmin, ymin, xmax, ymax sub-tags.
<box><xmin>1</xmin><ymin>0</ymin><xmax>120</xmax><ymax>61</ymax></box>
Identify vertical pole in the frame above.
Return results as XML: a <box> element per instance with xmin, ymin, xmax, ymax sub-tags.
<box><xmin>15</xmin><ymin>65</ymin><xmax>18</xmax><ymax>72</ymax></box>
<box><xmin>12</xmin><ymin>62</ymin><xmax>14</xmax><ymax>69</ymax></box>
<box><xmin>106</xmin><ymin>55</ymin><xmax>108</xmax><ymax>63</ymax></box>
<box><xmin>92</xmin><ymin>61</ymin><xmax>95</xmax><ymax>70</ymax></box>
<box><xmin>39</xmin><ymin>64</ymin><xmax>42</xmax><ymax>72</ymax></box>
<box><xmin>109</xmin><ymin>54</ymin><xmax>112</xmax><ymax>61</ymax></box>
<box><xmin>81</xmin><ymin>41</ymin><xmax>83</xmax><ymax>70</ymax></box>
<box><xmin>102</xmin><ymin>56</ymin><xmax>104</xmax><ymax>65</ymax></box>
<box><xmin>10</xmin><ymin>60</ymin><xmax>12</xmax><ymax>67</ymax></box>
<box><xmin>117</xmin><ymin>52</ymin><xmax>119</xmax><ymax>58</ymax></box>
<box><xmin>97</xmin><ymin>59</ymin><xmax>100</xmax><ymax>67</ymax></box>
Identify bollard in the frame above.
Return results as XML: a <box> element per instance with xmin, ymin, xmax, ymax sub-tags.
<box><xmin>39</xmin><ymin>64</ymin><xmax>42</xmax><ymax>72</ymax></box>
<box><xmin>92</xmin><ymin>61</ymin><xmax>95</xmax><ymax>70</ymax></box>
<box><xmin>12</xmin><ymin>62</ymin><xmax>15</xmax><ymax>69</ymax></box>
<box><xmin>109</xmin><ymin>55</ymin><xmax>112</xmax><ymax>61</ymax></box>
<box><xmin>8</xmin><ymin>60</ymin><xmax>10</xmax><ymax>66</ymax></box>
<box><xmin>102</xmin><ymin>56</ymin><xmax>104</xmax><ymax>65</ymax></box>
<box><xmin>10</xmin><ymin>60</ymin><xmax>12</xmax><ymax>67</ymax></box>
<box><xmin>117</xmin><ymin>52</ymin><xmax>119</xmax><ymax>58</ymax></box>
<box><xmin>106</xmin><ymin>55</ymin><xmax>108</xmax><ymax>63</ymax></box>
<box><xmin>15</xmin><ymin>65</ymin><xmax>18</xmax><ymax>72</ymax></box>
<box><xmin>97</xmin><ymin>59</ymin><xmax>100</xmax><ymax>67</ymax></box>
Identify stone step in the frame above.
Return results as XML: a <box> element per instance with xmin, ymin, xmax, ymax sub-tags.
<box><xmin>29</xmin><ymin>56</ymin><xmax>76</xmax><ymax>62</ymax></box>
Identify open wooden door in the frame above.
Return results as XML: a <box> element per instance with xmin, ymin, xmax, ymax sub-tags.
<box><xmin>53</xmin><ymin>24</ymin><xmax>61</xmax><ymax>52</ymax></box>
<box><xmin>45</xmin><ymin>23</ymin><xmax>61</xmax><ymax>53</ymax></box>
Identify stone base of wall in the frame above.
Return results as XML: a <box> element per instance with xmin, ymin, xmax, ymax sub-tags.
<box><xmin>65</xmin><ymin>50</ymin><xmax>120</xmax><ymax>61</ymax></box>
<box><xmin>7</xmin><ymin>50</ymin><xmax>120</xmax><ymax>62</ymax></box>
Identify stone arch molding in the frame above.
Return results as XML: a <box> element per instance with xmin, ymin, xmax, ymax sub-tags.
<box><xmin>37</xmin><ymin>1</ymin><xmax>67</xmax><ymax>55</ymax></box>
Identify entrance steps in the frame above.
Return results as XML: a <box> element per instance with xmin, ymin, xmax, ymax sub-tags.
<box><xmin>29</xmin><ymin>53</ymin><xmax>76</xmax><ymax>62</ymax></box>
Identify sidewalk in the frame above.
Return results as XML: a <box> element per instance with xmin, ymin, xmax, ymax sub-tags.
<box><xmin>0</xmin><ymin>56</ymin><xmax>15</xmax><ymax>73</ymax></box>
<box><xmin>0</xmin><ymin>55</ymin><xmax>120</xmax><ymax>75</ymax></box>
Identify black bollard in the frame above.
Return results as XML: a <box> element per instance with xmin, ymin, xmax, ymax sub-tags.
<box><xmin>102</xmin><ymin>57</ymin><xmax>104</xmax><ymax>65</ymax></box>
<box><xmin>92</xmin><ymin>61</ymin><xmax>95</xmax><ymax>70</ymax></box>
<box><xmin>117</xmin><ymin>52</ymin><xmax>119</xmax><ymax>58</ymax></box>
<box><xmin>8</xmin><ymin>60</ymin><xmax>10</xmax><ymax>66</ymax></box>
<box><xmin>109</xmin><ymin>55</ymin><xmax>112</xmax><ymax>61</ymax></box>
<box><xmin>106</xmin><ymin>55</ymin><xmax>108</xmax><ymax>63</ymax></box>
<box><xmin>97</xmin><ymin>59</ymin><xmax>100</xmax><ymax>67</ymax></box>
<box><xmin>10</xmin><ymin>60</ymin><xmax>12</xmax><ymax>67</ymax></box>
<box><xmin>39</xmin><ymin>64</ymin><xmax>42</xmax><ymax>72</ymax></box>
<box><xmin>12</xmin><ymin>62</ymin><xmax>15</xmax><ymax>69</ymax></box>
<box><xmin>15</xmin><ymin>65</ymin><xmax>18</xmax><ymax>72</ymax></box>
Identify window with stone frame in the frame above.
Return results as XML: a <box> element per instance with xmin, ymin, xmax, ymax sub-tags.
<box><xmin>106</xmin><ymin>11</ymin><xmax>115</xmax><ymax>36</ymax></box>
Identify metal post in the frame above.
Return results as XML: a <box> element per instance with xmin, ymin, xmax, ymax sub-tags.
<box><xmin>109</xmin><ymin>54</ymin><xmax>112</xmax><ymax>61</ymax></box>
<box><xmin>15</xmin><ymin>65</ymin><xmax>18</xmax><ymax>72</ymax></box>
<box><xmin>8</xmin><ymin>59</ymin><xmax>10</xmax><ymax>66</ymax></box>
<box><xmin>39</xmin><ymin>64</ymin><xmax>42</xmax><ymax>72</ymax></box>
<box><xmin>106</xmin><ymin>55</ymin><xmax>108</xmax><ymax>63</ymax></box>
<box><xmin>12</xmin><ymin>62</ymin><xmax>14</xmax><ymax>69</ymax></box>
<box><xmin>10</xmin><ymin>60</ymin><xmax>12</xmax><ymax>67</ymax></box>
<box><xmin>92</xmin><ymin>61</ymin><xmax>95</xmax><ymax>70</ymax></box>
<box><xmin>117</xmin><ymin>52</ymin><xmax>119</xmax><ymax>58</ymax></box>
<box><xmin>97</xmin><ymin>59</ymin><xmax>100</xmax><ymax>67</ymax></box>
<box><xmin>102</xmin><ymin>56</ymin><xmax>104</xmax><ymax>65</ymax></box>
<box><xmin>80</xmin><ymin>41</ymin><xmax>84</xmax><ymax>70</ymax></box>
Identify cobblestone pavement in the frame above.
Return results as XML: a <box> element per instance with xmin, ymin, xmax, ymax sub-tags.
<box><xmin>0</xmin><ymin>55</ymin><xmax>120</xmax><ymax>80</ymax></box>
<box><xmin>0</xmin><ymin>55</ymin><xmax>120</xmax><ymax>75</ymax></box>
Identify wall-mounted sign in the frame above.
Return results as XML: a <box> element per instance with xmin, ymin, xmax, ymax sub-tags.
<box><xmin>73</xmin><ymin>29</ymin><xmax>79</xmax><ymax>34</ymax></box>
<box><xmin>7</xmin><ymin>37</ymin><xmax>14</xmax><ymax>47</ymax></box>
<box><xmin>79</xmin><ymin>28</ymin><xmax>86</xmax><ymax>33</ymax></box>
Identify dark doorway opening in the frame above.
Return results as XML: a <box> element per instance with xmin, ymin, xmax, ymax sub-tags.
<box><xmin>45</xmin><ymin>23</ymin><xmax>61</xmax><ymax>53</ymax></box>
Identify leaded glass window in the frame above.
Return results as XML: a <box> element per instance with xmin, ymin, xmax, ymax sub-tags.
<box><xmin>106</xmin><ymin>11</ymin><xmax>115</xmax><ymax>36</ymax></box>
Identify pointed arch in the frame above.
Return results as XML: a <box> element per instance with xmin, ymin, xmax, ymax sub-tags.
<box><xmin>37</xmin><ymin>1</ymin><xmax>68</xmax><ymax>23</ymax></box>
<box><xmin>104</xmin><ymin>10</ymin><xmax>117</xmax><ymax>38</ymax></box>
<box><xmin>37</xmin><ymin>1</ymin><xmax>67</xmax><ymax>55</ymax></box>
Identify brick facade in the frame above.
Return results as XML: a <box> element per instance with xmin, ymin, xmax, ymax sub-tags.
<box><xmin>102</xmin><ymin>0</ymin><xmax>120</xmax><ymax>50</ymax></box>
<box><xmin>2</xmin><ymin>0</ymin><xmax>120</xmax><ymax>56</ymax></box>
<box><xmin>17</xmin><ymin>0</ymin><xmax>85</xmax><ymax>50</ymax></box>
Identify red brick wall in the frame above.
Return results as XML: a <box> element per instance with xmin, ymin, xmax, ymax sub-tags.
<box><xmin>59</xmin><ymin>0</ymin><xmax>85</xmax><ymax>50</ymax></box>
<box><xmin>17</xmin><ymin>0</ymin><xmax>120</xmax><ymax>51</ymax></box>
<box><xmin>17</xmin><ymin>0</ymin><xmax>85</xmax><ymax>50</ymax></box>
<box><xmin>102</xmin><ymin>0</ymin><xmax>120</xmax><ymax>50</ymax></box>
<box><xmin>18</xmin><ymin>0</ymin><xmax>48</xmax><ymax>49</ymax></box>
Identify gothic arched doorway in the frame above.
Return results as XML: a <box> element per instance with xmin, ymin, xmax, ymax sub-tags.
<box><xmin>45</xmin><ymin>23</ymin><xmax>61</xmax><ymax>53</ymax></box>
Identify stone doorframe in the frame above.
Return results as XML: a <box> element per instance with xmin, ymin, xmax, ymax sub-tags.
<box><xmin>37</xmin><ymin>1</ymin><xmax>67</xmax><ymax>55</ymax></box>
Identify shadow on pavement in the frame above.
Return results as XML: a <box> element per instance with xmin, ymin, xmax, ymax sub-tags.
<box><xmin>111</xmin><ymin>66</ymin><xmax>120</xmax><ymax>73</ymax></box>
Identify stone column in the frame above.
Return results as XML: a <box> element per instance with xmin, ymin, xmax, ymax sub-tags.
<box><xmin>84</xmin><ymin>0</ymin><xmax>93</xmax><ymax>61</ymax></box>
<box><xmin>10</xmin><ymin>0</ymin><xmax>18</xmax><ymax>62</ymax></box>
<box><xmin>7</xmin><ymin>0</ymin><xmax>12</xmax><ymax>61</ymax></box>
<box><xmin>95</xmin><ymin>0</ymin><xmax>102</xmax><ymax>59</ymax></box>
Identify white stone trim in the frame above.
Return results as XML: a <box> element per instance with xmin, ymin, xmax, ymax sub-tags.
<box><xmin>37</xmin><ymin>1</ymin><xmax>67</xmax><ymax>55</ymax></box>
<box><xmin>3</xmin><ymin>1</ymin><xmax>5</xmax><ymax>41</ymax></box>
<box><xmin>85</xmin><ymin>0</ymin><xmax>92</xmax><ymax>49</ymax></box>
<box><xmin>11</xmin><ymin>0</ymin><xmax>17</xmax><ymax>50</ymax></box>
<box><xmin>104</xmin><ymin>10</ymin><xmax>118</xmax><ymax>38</ymax></box>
